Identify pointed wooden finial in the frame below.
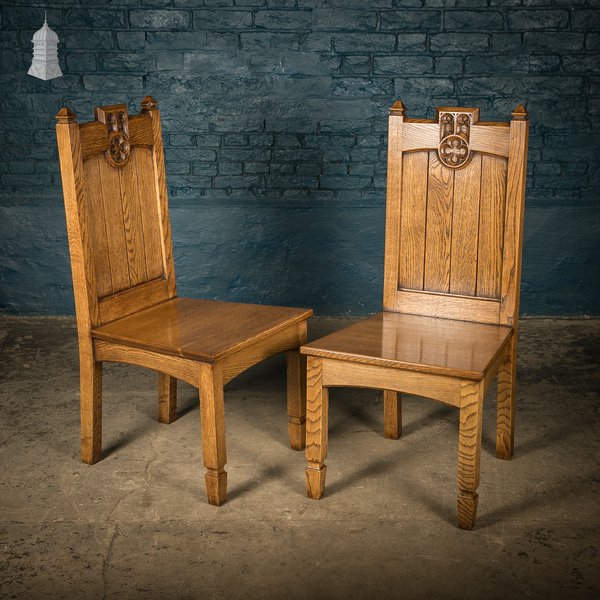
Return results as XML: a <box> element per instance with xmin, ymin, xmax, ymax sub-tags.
<box><xmin>141</xmin><ymin>96</ymin><xmax>158</xmax><ymax>112</ymax></box>
<box><xmin>55</xmin><ymin>107</ymin><xmax>76</xmax><ymax>124</ymax></box>
<box><xmin>512</xmin><ymin>103</ymin><xmax>528</xmax><ymax>120</ymax></box>
<box><xmin>390</xmin><ymin>100</ymin><xmax>406</xmax><ymax>116</ymax></box>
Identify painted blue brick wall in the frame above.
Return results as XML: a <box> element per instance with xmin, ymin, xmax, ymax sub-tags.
<box><xmin>0</xmin><ymin>0</ymin><xmax>598</xmax><ymax>316</ymax></box>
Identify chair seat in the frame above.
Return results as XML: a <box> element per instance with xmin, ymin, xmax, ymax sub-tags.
<box><xmin>301</xmin><ymin>311</ymin><xmax>513</xmax><ymax>380</ymax></box>
<box><xmin>93</xmin><ymin>297</ymin><xmax>312</xmax><ymax>363</ymax></box>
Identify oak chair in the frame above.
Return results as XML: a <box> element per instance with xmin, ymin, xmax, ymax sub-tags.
<box><xmin>55</xmin><ymin>96</ymin><xmax>312</xmax><ymax>506</ymax></box>
<box><xmin>302</xmin><ymin>102</ymin><xmax>529</xmax><ymax>529</ymax></box>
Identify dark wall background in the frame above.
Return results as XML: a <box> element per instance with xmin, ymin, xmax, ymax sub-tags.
<box><xmin>0</xmin><ymin>0</ymin><xmax>598</xmax><ymax>316</ymax></box>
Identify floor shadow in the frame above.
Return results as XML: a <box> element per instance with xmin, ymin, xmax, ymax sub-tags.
<box><xmin>326</xmin><ymin>447</ymin><xmax>412</xmax><ymax>496</ymax></box>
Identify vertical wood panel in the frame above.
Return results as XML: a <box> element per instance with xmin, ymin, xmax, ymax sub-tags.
<box><xmin>477</xmin><ymin>155</ymin><xmax>507</xmax><ymax>298</ymax></box>
<box><xmin>119</xmin><ymin>148</ymin><xmax>148</xmax><ymax>286</ymax></box>
<box><xmin>83</xmin><ymin>156</ymin><xmax>113</xmax><ymax>297</ymax></box>
<box><xmin>398</xmin><ymin>151</ymin><xmax>429</xmax><ymax>290</ymax></box>
<box><xmin>98</xmin><ymin>156</ymin><xmax>131</xmax><ymax>294</ymax></box>
<box><xmin>450</xmin><ymin>153</ymin><xmax>482</xmax><ymax>295</ymax></box>
<box><xmin>424</xmin><ymin>151</ymin><xmax>454</xmax><ymax>293</ymax></box>
<box><xmin>135</xmin><ymin>147</ymin><xmax>164</xmax><ymax>281</ymax></box>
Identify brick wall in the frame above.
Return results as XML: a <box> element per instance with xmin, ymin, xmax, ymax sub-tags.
<box><xmin>1</xmin><ymin>0</ymin><xmax>598</xmax><ymax>315</ymax></box>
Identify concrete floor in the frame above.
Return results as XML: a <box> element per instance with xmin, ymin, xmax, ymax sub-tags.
<box><xmin>0</xmin><ymin>316</ymin><xmax>599</xmax><ymax>599</ymax></box>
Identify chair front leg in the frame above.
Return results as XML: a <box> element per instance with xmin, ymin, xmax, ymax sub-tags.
<box><xmin>383</xmin><ymin>390</ymin><xmax>402</xmax><ymax>439</ymax></box>
<box><xmin>496</xmin><ymin>337</ymin><xmax>517</xmax><ymax>460</ymax></box>
<box><xmin>457</xmin><ymin>379</ymin><xmax>484</xmax><ymax>530</ymax></box>
<box><xmin>286</xmin><ymin>348</ymin><xmax>306</xmax><ymax>451</ymax></box>
<box><xmin>199</xmin><ymin>362</ymin><xmax>227</xmax><ymax>506</ymax></box>
<box><xmin>305</xmin><ymin>356</ymin><xmax>329</xmax><ymax>499</ymax></box>
<box><xmin>80</xmin><ymin>354</ymin><xmax>102</xmax><ymax>465</ymax></box>
<box><xmin>158</xmin><ymin>373</ymin><xmax>177</xmax><ymax>424</ymax></box>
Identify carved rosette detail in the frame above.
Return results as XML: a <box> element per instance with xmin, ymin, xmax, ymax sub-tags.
<box><xmin>438</xmin><ymin>112</ymin><xmax>473</xmax><ymax>169</ymax></box>
<box><xmin>105</xmin><ymin>110</ymin><xmax>130</xmax><ymax>168</ymax></box>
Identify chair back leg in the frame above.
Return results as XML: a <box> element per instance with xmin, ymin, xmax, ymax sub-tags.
<box><xmin>383</xmin><ymin>390</ymin><xmax>402</xmax><ymax>439</ymax></box>
<box><xmin>497</xmin><ymin>337</ymin><xmax>517</xmax><ymax>459</ymax></box>
<box><xmin>158</xmin><ymin>373</ymin><xmax>177</xmax><ymax>425</ymax></box>
<box><xmin>80</xmin><ymin>355</ymin><xmax>102</xmax><ymax>465</ymax></box>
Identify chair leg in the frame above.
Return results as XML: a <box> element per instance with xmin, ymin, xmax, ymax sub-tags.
<box><xmin>158</xmin><ymin>373</ymin><xmax>177</xmax><ymax>424</ymax></box>
<box><xmin>286</xmin><ymin>349</ymin><xmax>306</xmax><ymax>451</ymax></box>
<box><xmin>383</xmin><ymin>390</ymin><xmax>402</xmax><ymax>439</ymax></box>
<box><xmin>496</xmin><ymin>337</ymin><xmax>517</xmax><ymax>460</ymax></box>
<box><xmin>80</xmin><ymin>357</ymin><xmax>102</xmax><ymax>465</ymax></box>
<box><xmin>199</xmin><ymin>363</ymin><xmax>227</xmax><ymax>506</ymax></box>
<box><xmin>305</xmin><ymin>357</ymin><xmax>329</xmax><ymax>499</ymax></box>
<box><xmin>457</xmin><ymin>380</ymin><xmax>484</xmax><ymax>530</ymax></box>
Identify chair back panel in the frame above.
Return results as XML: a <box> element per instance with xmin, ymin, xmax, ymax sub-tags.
<box><xmin>383</xmin><ymin>103</ymin><xmax>528</xmax><ymax>326</ymax></box>
<box><xmin>82</xmin><ymin>147</ymin><xmax>165</xmax><ymax>297</ymax></box>
<box><xmin>56</xmin><ymin>97</ymin><xmax>176</xmax><ymax>329</ymax></box>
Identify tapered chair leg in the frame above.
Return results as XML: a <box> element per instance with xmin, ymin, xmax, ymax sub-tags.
<box><xmin>457</xmin><ymin>380</ymin><xmax>484</xmax><ymax>530</ymax></box>
<box><xmin>199</xmin><ymin>363</ymin><xmax>227</xmax><ymax>506</ymax></box>
<box><xmin>287</xmin><ymin>349</ymin><xmax>306</xmax><ymax>451</ymax></box>
<box><xmin>305</xmin><ymin>357</ymin><xmax>329</xmax><ymax>499</ymax></box>
<box><xmin>80</xmin><ymin>356</ymin><xmax>102</xmax><ymax>465</ymax></box>
<box><xmin>497</xmin><ymin>337</ymin><xmax>517</xmax><ymax>460</ymax></box>
<box><xmin>158</xmin><ymin>373</ymin><xmax>177</xmax><ymax>424</ymax></box>
<box><xmin>383</xmin><ymin>390</ymin><xmax>402</xmax><ymax>439</ymax></box>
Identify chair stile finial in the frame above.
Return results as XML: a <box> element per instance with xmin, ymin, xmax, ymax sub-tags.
<box><xmin>55</xmin><ymin>107</ymin><xmax>76</xmax><ymax>124</ymax></box>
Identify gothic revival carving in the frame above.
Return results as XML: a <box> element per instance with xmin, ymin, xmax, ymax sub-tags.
<box><xmin>95</xmin><ymin>104</ymin><xmax>131</xmax><ymax>168</ymax></box>
<box><xmin>437</xmin><ymin>109</ymin><xmax>478</xmax><ymax>170</ymax></box>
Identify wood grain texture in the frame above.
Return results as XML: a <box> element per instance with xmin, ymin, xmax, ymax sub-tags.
<box><xmin>82</xmin><ymin>156</ymin><xmax>113</xmax><ymax>297</ymax></box>
<box><xmin>199</xmin><ymin>362</ymin><xmax>227</xmax><ymax>506</ymax></box>
<box><xmin>383</xmin><ymin>112</ymin><xmax>404</xmax><ymax>309</ymax></box>
<box><xmin>305</xmin><ymin>356</ymin><xmax>328</xmax><ymax>499</ymax></box>
<box><xmin>457</xmin><ymin>379</ymin><xmax>484</xmax><ymax>530</ymax></box>
<box><xmin>391</xmin><ymin>289</ymin><xmax>501</xmax><ymax>324</ymax></box>
<box><xmin>286</xmin><ymin>321</ymin><xmax>308</xmax><ymax>451</ymax></box>
<box><xmin>450</xmin><ymin>153</ymin><xmax>482</xmax><ymax>295</ymax></box>
<box><xmin>424</xmin><ymin>151</ymin><xmax>454</xmax><ymax>293</ymax></box>
<box><xmin>398</xmin><ymin>151</ymin><xmax>429</xmax><ymax>290</ymax></box>
<box><xmin>500</xmin><ymin>115</ymin><xmax>529</xmax><ymax>325</ymax></box>
<box><xmin>80</xmin><ymin>357</ymin><xmax>102</xmax><ymax>465</ymax></box>
<box><xmin>144</xmin><ymin>103</ymin><xmax>177</xmax><ymax>299</ymax></box>
<box><xmin>93</xmin><ymin>297</ymin><xmax>312</xmax><ymax>363</ymax></box>
<box><xmin>97</xmin><ymin>155</ymin><xmax>130</xmax><ymax>293</ymax></box>
<box><xmin>220</xmin><ymin>324</ymin><xmax>301</xmax><ymax>385</ymax></box>
<box><xmin>477</xmin><ymin>155</ymin><xmax>507</xmax><ymax>298</ymax></box>
<box><xmin>302</xmin><ymin>311</ymin><xmax>512</xmax><ymax>380</ymax></box>
<box><xmin>119</xmin><ymin>149</ymin><xmax>148</xmax><ymax>287</ymax></box>
<box><xmin>319</xmin><ymin>358</ymin><xmax>462</xmax><ymax>407</ymax></box>
<box><xmin>384</xmin><ymin>390</ymin><xmax>402</xmax><ymax>439</ymax></box>
<box><xmin>158</xmin><ymin>373</ymin><xmax>177</xmax><ymax>425</ymax></box>
<box><xmin>496</xmin><ymin>335</ymin><xmax>517</xmax><ymax>459</ymax></box>
<box><xmin>97</xmin><ymin>277</ymin><xmax>170</xmax><ymax>324</ymax></box>
<box><xmin>401</xmin><ymin>121</ymin><xmax>509</xmax><ymax>157</ymax></box>
<box><xmin>94</xmin><ymin>339</ymin><xmax>199</xmax><ymax>387</ymax></box>
<box><xmin>134</xmin><ymin>147</ymin><xmax>164</xmax><ymax>282</ymax></box>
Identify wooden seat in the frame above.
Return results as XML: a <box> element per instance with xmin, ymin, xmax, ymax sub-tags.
<box><xmin>302</xmin><ymin>312</ymin><xmax>513</xmax><ymax>380</ymax></box>
<box><xmin>302</xmin><ymin>102</ymin><xmax>529</xmax><ymax>529</ymax></box>
<box><xmin>55</xmin><ymin>97</ymin><xmax>312</xmax><ymax>506</ymax></box>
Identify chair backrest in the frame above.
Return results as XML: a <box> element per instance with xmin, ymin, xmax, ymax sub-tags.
<box><xmin>383</xmin><ymin>102</ymin><xmax>529</xmax><ymax>327</ymax></box>
<box><xmin>56</xmin><ymin>97</ymin><xmax>176</xmax><ymax>330</ymax></box>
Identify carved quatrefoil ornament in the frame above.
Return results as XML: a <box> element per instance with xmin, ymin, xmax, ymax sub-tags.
<box><xmin>437</xmin><ymin>108</ymin><xmax>479</xmax><ymax>170</ymax></box>
<box><xmin>95</xmin><ymin>104</ymin><xmax>131</xmax><ymax>168</ymax></box>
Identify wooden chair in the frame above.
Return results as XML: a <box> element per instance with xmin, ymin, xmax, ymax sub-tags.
<box><xmin>302</xmin><ymin>102</ymin><xmax>529</xmax><ymax>529</ymax></box>
<box><xmin>55</xmin><ymin>96</ymin><xmax>312</xmax><ymax>506</ymax></box>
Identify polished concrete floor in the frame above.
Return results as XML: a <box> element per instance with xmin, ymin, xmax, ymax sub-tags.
<box><xmin>0</xmin><ymin>316</ymin><xmax>599</xmax><ymax>599</ymax></box>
